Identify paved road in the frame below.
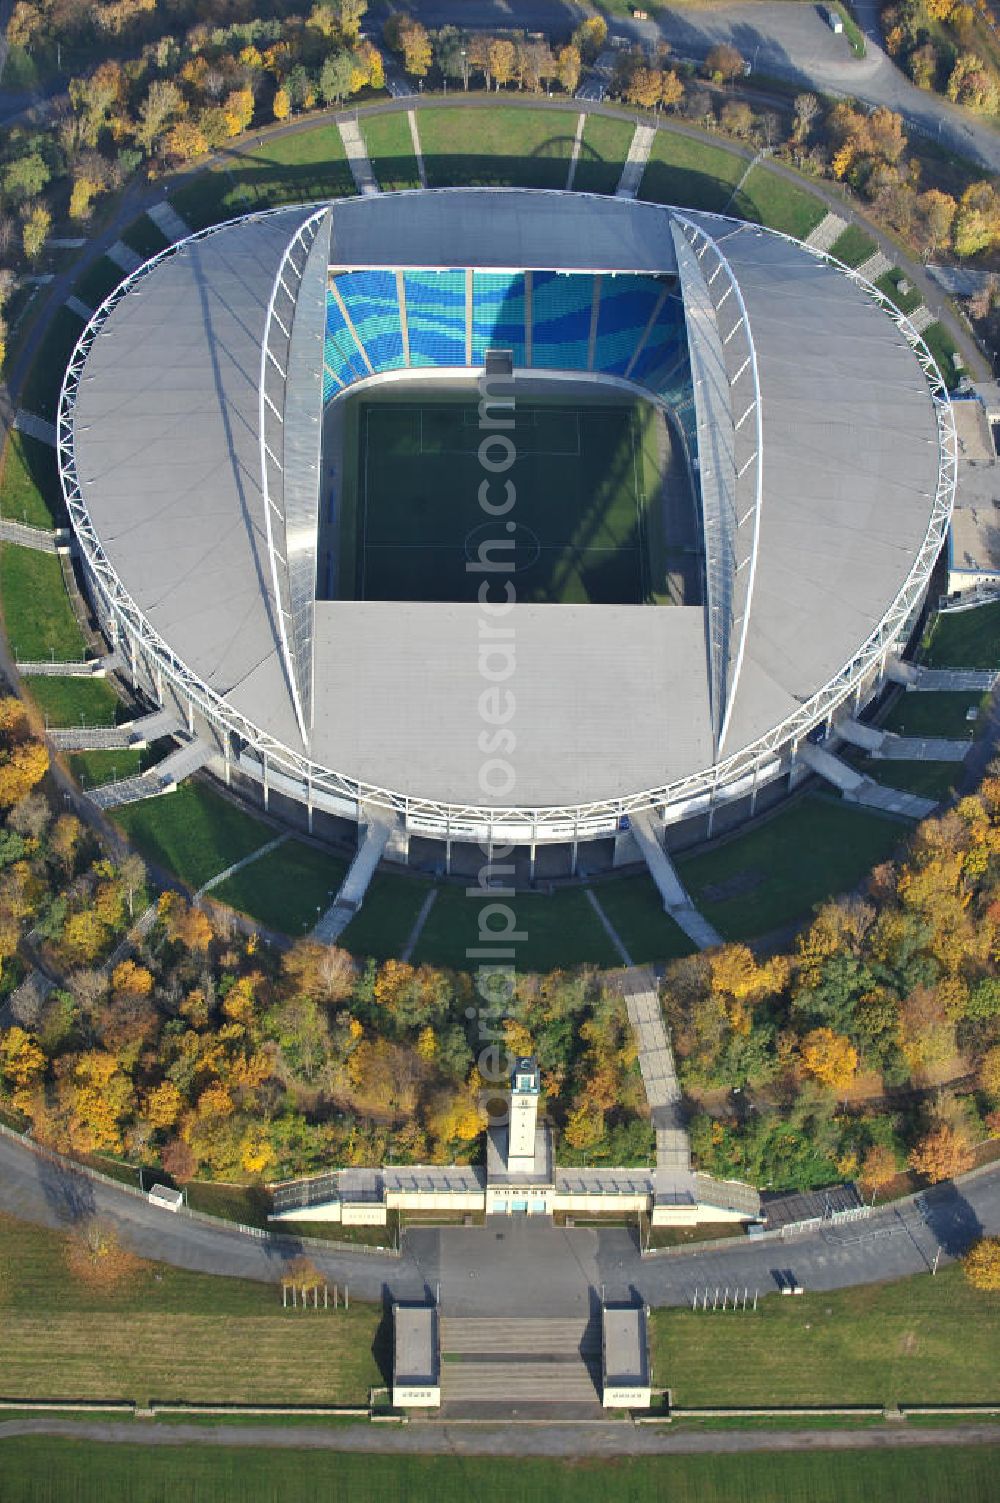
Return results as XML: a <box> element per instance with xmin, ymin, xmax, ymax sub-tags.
<box><xmin>1</xmin><ymin>1415</ymin><xmax>999</xmax><ymax>1455</ymax></box>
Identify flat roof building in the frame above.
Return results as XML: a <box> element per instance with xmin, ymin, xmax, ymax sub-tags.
<box><xmin>392</xmin><ymin>1302</ymin><xmax>440</xmax><ymax>1409</ymax></box>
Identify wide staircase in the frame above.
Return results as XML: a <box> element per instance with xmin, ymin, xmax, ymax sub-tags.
<box><xmin>439</xmin><ymin>1316</ymin><xmax>601</xmax><ymax>1409</ymax></box>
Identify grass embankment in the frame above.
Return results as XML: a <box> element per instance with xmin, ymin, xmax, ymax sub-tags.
<box><xmin>212</xmin><ymin>839</ymin><xmax>349</xmax><ymax>936</ymax></box>
<box><xmin>573</xmin><ymin>113</ymin><xmax>634</xmax><ymax>194</ymax></box>
<box><xmin>828</xmin><ymin>224</ymin><xmax>877</xmax><ymax>267</ymax></box>
<box><xmin>0</xmin><ymin>1211</ymin><xmax>382</xmax><ymax>1407</ymax></box>
<box><xmin>417</xmin><ymin>105</ymin><xmax>576</xmax><ymax>189</ymax></box>
<box><xmin>111</xmin><ymin>781</ymin><xmax>276</xmax><ymax>891</ymax></box>
<box><xmin>590</xmin><ymin>874</ymin><xmax>693</xmax><ymax>964</ymax></box>
<box><xmin>411</xmin><ymin>882</ymin><xmax>621</xmax><ymax>971</ymax></box>
<box><xmin>881</xmin><ymin>690</ymin><xmax>984</xmax><ymax>741</ymax></box>
<box><xmin>19</xmin><ymin>305</ymin><xmax>86</xmax><ymax>422</ymax></box>
<box><xmin>651</xmin><ymin>1264</ymin><xmax>1000</xmax><ymax>1406</ymax></box>
<box><xmin>0</xmin><ymin>432</ymin><xmax>65</xmax><ymax>529</ymax></box>
<box><xmin>677</xmin><ymin>794</ymin><xmax>908</xmax><ymax>940</ymax></box>
<box><xmin>0</xmin><ymin>547</ymin><xmax>86</xmax><ymax>662</ymax></box>
<box><xmin>340</xmin><ymin>869</ymin><xmax>435</xmax><ymax>960</ymax></box>
<box><xmin>925</xmin><ymin>602</ymin><xmax>1000</xmax><ymax>670</ymax></box>
<box><xmin>0</xmin><ymin>1440</ymin><xmax>997</xmax><ymax>1502</ymax></box>
<box><xmin>23</xmin><ymin>676</ymin><xmax>125</xmax><ymax>727</ymax></box>
<box><xmin>360</xmin><ymin>109</ymin><xmax>421</xmax><ymax>191</ymax></box>
<box><xmin>170</xmin><ymin>126</ymin><xmax>356</xmax><ymax>230</ymax></box>
<box><xmin>119</xmin><ymin>214</ymin><xmax>170</xmax><ymax>261</ymax></box>
<box><xmin>639</xmin><ymin>128</ymin><xmax>744</xmax><ymax>212</ymax></box>
<box><xmin>733</xmin><ymin>166</ymin><xmax>826</xmax><ymax>239</ymax></box>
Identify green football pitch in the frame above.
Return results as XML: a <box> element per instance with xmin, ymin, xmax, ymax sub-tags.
<box><xmin>348</xmin><ymin>400</ymin><xmax>664</xmax><ymax>605</ymax></box>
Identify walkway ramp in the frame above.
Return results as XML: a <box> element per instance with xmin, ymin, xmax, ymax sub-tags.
<box><xmin>805</xmin><ymin>210</ymin><xmax>847</xmax><ymax>253</ymax></box>
<box><xmin>0</xmin><ymin>519</ymin><xmax>65</xmax><ymax>553</ymax></box>
<box><xmin>87</xmin><ymin>738</ymin><xmax>211</xmax><ymax>809</ymax></box>
<box><xmin>630</xmin><ymin>807</ymin><xmax>721</xmax><ymax>950</ymax></box>
<box><xmin>147</xmin><ymin>200</ymin><xmax>192</xmax><ymax>242</ymax></box>
<box><xmin>107</xmin><ymin>240</ymin><xmax>143</xmax><ymax>275</ymax></box>
<box><xmin>837</xmin><ymin>717</ymin><xmax>886</xmax><ymax>754</ymax></box>
<box><xmin>874</xmin><ymin>732</ymin><xmax>970</xmax><ymax>763</ymax></box>
<box><xmin>614</xmin><ymin>968</ymin><xmax>690</xmax><ymax>1173</ymax></box>
<box><xmin>798</xmin><ymin>740</ymin><xmax>868</xmax><ymax>794</ymax></box>
<box><xmin>17</xmin><ymin>657</ymin><xmax>96</xmax><ymax>677</ymax></box>
<box><xmin>337</xmin><ymin>118</ymin><xmax>378</xmax><ymax>196</ymax></box>
<box><xmin>312</xmin><ymin>806</ymin><xmax>395</xmax><ymax>943</ymax></box>
<box><xmin>615</xmin><ymin>122</ymin><xmax>655</xmax><ymax>199</ymax></box>
<box><xmin>13</xmin><ymin>410</ymin><xmax>56</xmax><ymax>447</ymax></box>
<box><xmin>799</xmin><ymin>741</ymin><xmax>938</xmax><ymax>819</ymax></box>
<box><xmin>48</xmin><ymin>709</ymin><xmax>179</xmax><ymax>752</ymax></box>
<box><xmin>886</xmin><ymin>658</ymin><xmax>998</xmax><ymax>693</ymax></box>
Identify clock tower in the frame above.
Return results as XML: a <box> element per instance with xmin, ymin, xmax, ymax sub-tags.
<box><xmin>507</xmin><ymin>1056</ymin><xmax>540</xmax><ymax>1173</ymax></box>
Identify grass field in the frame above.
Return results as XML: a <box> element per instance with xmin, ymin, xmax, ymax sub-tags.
<box><xmin>19</xmin><ymin>304</ymin><xmax>86</xmax><ymax>422</ymax></box>
<box><xmin>0</xmin><ymin>1211</ymin><xmax>382</xmax><ymax>1407</ymax></box>
<box><xmin>573</xmin><ymin>113</ymin><xmax>634</xmax><ymax>195</ymax></box>
<box><xmin>417</xmin><ymin>106</ymin><xmax>576</xmax><ymax>189</ymax></box>
<box><xmin>733</xmin><ymin>166</ymin><xmax>826</xmax><ymax>239</ymax></box>
<box><xmin>339</xmin><ymin>869</ymin><xmax>435</xmax><ymax>960</ymax></box>
<box><xmin>849</xmin><ymin>755</ymin><xmax>960</xmax><ymax>802</ymax></box>
<box><xmin>410</xmin><ymin>882</ymin><xmax>621</xmax><ymax>970</ymax></box>
<box><xmin>211</xmin><ymin>839</ymin><xmax>349</xmax><ymax>935</ymax></box>
<box><xmin>73</xmin><ymin>255</ymin><xmax>124</xmax><ymax>310</ymax></box>
<box><xmin>881</xmin><ymin>690</ymin><xmax>984</xmax><ymax>740</ymax></box>
<box><xmin>677</xmin><ymin>795</ymin><xmax>908</xmax><ymax>940</ymax></box>
<box><xmin>170</xmin><ymin>126</ymin><xmax>356</xmax><ymax>230</ymax></box>
<box><xmin>828</xmin><ymin>224</ymin><xmax>878</xmax><ymax>267</ymax></box>
<box><xmin>120</xmin><ymin>214</ymin><xmax>170</xmax><ymax>260</ymax></box>
<box><xmin>69</xmin><ymin>742</ymin><xmax>169</xmax><ymax>789</ymax></box>
<box><xmin>638</xmin><ymin>129</ymin><xmax>744</xmax><ymax>212</ymax></box>
<box><xmin>360</xmin><ymin>110</ymin><xmax>421</xmax><ymax>191</ymax></box>
<box><xmin>0</xmin><ymin>431</ymin><xmax>65</xmax><ymax>529</ymax></box>
<box><xmin>651</xmin><ymin>1265</ymin><xmax>1000</xmax><ymax>1406</ymax></box>
<box><xmin>925</xmin><ymin>602</ymin><xmax>1000</xmax><ymax>669</ymax></box>
<box><xmin>112</xmin><ymin>781</ymin><xmax>275</xmax><ymax>891</ymax></box>
<box><xmin>24</xmin><ymin>675</ymin><xmax>126</xmax><ymax>728</ymax></box>
<box><xmin>921</xmin><ymin>320</ymin><xmax>963</xmax><ymax>386</ymax></box>
<box><xmin>589</xmin><ymin>874</ymin><xmax>694</xmax><ymax>964</ymax></box>
<box><xmin>1</xmin><ymin>1439</ymin><xmax>997</xmax><ymax>1502</ymax></box>
<box><xmin>0</xmin><ymin>547</ymin><xmax>86</xmax><ymax>661</ymax></box>
<box><xmin>876</xmin><ymin>266</ymin><xmax>924</xmax><ymax>316</ymax></box>
<box><xmin>351</xmin><ymin>401</ymin><xmax>658</xmax><ymax>605</ymax></box>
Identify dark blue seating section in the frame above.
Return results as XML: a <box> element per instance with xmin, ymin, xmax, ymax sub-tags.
<box><xmin>323</xmin><ymin>269</ymin><xmax>691</xmax><ymax>401</ymax></box>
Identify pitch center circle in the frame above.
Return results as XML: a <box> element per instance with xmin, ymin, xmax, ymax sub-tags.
<box><xmin>465</xmin><ymin>519</ymin><xmax>540</xmax><ymax>574</ymax></box>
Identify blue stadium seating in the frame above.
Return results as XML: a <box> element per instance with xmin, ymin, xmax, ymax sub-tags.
<box><xmin>592</xmin><ymin>275</ymin><xmax>667</xmax><ymax>377</ymax></box>
<box><xmin>337</xmin><ymin>270</ymin><xmax>406</xmax><ymax>372</ymax></box>
<box><xmin>324</xmin><ymin>290</ymin><xmax>368</xmax><ymax>400</ymax></box>
<box><xmin>471</xmin><ymin>272</ymin><xmax>527</xmax><ymax>365</ymax></box>
<box><xmin>404</xmin><ymin>269</ymin><xmax>467</xmax><ymax>366</ymax></box>
<box><xmin>530</xmin><ymin>272</ymin><xmax>594</xmax><ymax>369</ymax></box>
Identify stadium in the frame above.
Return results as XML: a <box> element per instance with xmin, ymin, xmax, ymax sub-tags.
<box><xmin>57</xmin><ymin>187</ymin><xmax>956</xmax><ymax>884</ymax></box>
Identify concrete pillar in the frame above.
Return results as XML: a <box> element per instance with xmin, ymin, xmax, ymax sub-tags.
<box><xmin>262</xmin><ymin>751</ymin><xmax>270</xmax><ymax>812</ymax></box>
<box><xmin>306</xmin><ymin>771</ymin><xmax>314</xmax><ymax>834</ymax></box>
<box><xmin>223</xmin><ymin>736</ymin><xmax>232</xmax><ymax>787</ymax></box>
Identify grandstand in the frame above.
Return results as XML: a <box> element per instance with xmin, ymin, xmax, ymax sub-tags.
<box><xmin>59</xmin><ymin>188</ymin><xmax>954</xmax><ymax>878</ymax></box>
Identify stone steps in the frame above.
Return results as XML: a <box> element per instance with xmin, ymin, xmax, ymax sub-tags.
<box><xmin>441</xmin><ymin>1359</ymin><xmax>600</xmax><ymax>1403</ymax></box>
<box><xmin>441</xmin><ymin>1316</ymin><xmax>598</xmax><ymax>1355</ymax></box>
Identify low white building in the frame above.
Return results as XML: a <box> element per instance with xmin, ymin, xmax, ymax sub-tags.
<box><xmin>392</xmin><ymin>1303</ymin><xmax>440</xmax><ymax>1408</ymax></box>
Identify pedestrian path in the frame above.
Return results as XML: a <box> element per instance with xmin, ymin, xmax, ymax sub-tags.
<box><xmin>400</xmin><ymin>888</ymin><xmax>437</xmax><ymax>962</ymax></box>
<box><xmin>407</xmin><ymin>110</ymin><xmax>428</xmax><ymax>188</ymax></box>
<box><xmin>887</xmin><ymin>660</ymin><xmax>998</xmax><ymax>693</ymax></box>
<box><xmin>107</xmin><ymin>240</ymin><xmax>143</xmax><ymax>275</ymax></box>
<box><xmin>313</xmin><ymin>807</ymin><xmax>394</xmax><ymax>942</ymax></box>
<box><xmin>196</xmin><ymin>833</ymin><xmax>290</xmax><ymax>899</ymax></box>
<box><xmin>614</xmin><ymin>967</ymin><xmax>690</xmax><ymax>1173</ymax></box>
<box><xmin>798</xmin><ymin>740</ymin><xmax>937</xmax><ymax>819</ymax></box>
<box><xmin>806</xmin><ymin>210</ymin><xmax>847</xmax><ymax>253</ymax></box>
<box><xmin>337</xmin><ymin>118</ymin><xmax>379</xmax><ymax>196</ymax></box>
<box><xmin>147</xmin><ymin>200</ymin><xmax>192</xmax><ymax>243</ymax></box>
<box><xmin>13</xmin><ymin>410</ymin><xmax>56</xmax><ymax>447</ymax></box>
<box><xmin>615</xmin><ymin>123</ymin><xmax>655</xmax><ymax>199</ymax></box>
<box><xmin>630</xmin><ymin>807</ymin><xmax>721</xmax><ymax>950</ymax></box>
<box><xmin>65</xmin><ymin>295</ymin><xmax>92</xmax><ymax>321</ymax></box>
<box><xmin>856</xmin><ymin>248</ymin><xmax>892</xmax><ymax>282</ymax></box>
<box><xmin>0</xmin><ymin>518</ymin><xmax>63</xmax><ymax>552</ymax></box>
<box><xmin>565</xmin><ymin>112</ymin><xmax>586</xmax><ymax>191</ymax></box>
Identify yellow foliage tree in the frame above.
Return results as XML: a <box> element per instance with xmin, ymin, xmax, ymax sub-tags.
<box><xmin>0</xmin><ymin>739</ymin><xmax>48</xmax><ymax>808</ymax></box>
<box><xmin>145</xmin><ymin>1080</ymin><xmax>182</xmax><ymax>1130</ymax></box>
<box><xmin>800</xmin><ymin>1027</ymin><xmax>858</xmax><ymax>1091</ymax></box>
<box><xmin>858</xmin><ymin>1142</ymin><xmax>897</xmax><ymax>1194</ymax></box>
<box><xmin>963</xmin><ymin>1237</ymin><xmax>1000</xmax><ymax>1291</ymax></box>
<box><xmin>272</xmin><ymin>87</ymin><xmax>290</xmax><ymax>122</ymax></box>
<box><xmin>908</xmin><ymin>1122</ymin><xmax>976</xmax><ymax>1183</ymax></box>
<box><xmin>111</xmin><ymin>959</ymin><xmax>153</xmax><ymax>997</ymax></box>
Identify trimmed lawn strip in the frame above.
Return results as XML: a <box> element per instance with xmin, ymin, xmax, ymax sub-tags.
<box><xmin>829</xmin><ymin>223</ymin><xmax>877</xmax><ymax>267</ymax></box>
<box><xmin>574</xmin><ymin>112</ymin><xmax>634</xmax><ymax>194</ymax></box>
<box><xmin>112</xmin><ymin>781</ymin><xmax>275</xmax><ymax>891</ymax></box>
<box><xmin>881</xmin><ymin>690</ymin><xmax>985</xmax><ymax>740</ymax></box>
<box><xmin>0</xmin><ymin>431</ymin><xmax>64</xmax><ymax>528</ymax></box>
<box><xmin>651</xmin><ymin>1265</ymin><xmax>1000</xmax><ymax>1406</ymax></box>
<box><xmin>19</xmin><ymin>304</ymin><xmax>86</xmax><ymax>422</ymax></box>
<box><xmin>169</xmin><ymin>126</ymin><xmax>356</xmax><ymax>229</ymax></box>
<box><xmin>73</xmin><ymin>255</ymin><xmax>124</xmax><ymax>310</ymax></box>
<box><xmin>25</xmin><ymin>675</ymin><xmax>127</xmax><ymax>728</ymax></box>
<box><xmin>678</xmin><ymin>795</ymin><xmax>907</xmax><ymax>940</ymax></box>
<box><xmin>924</xmin><ymin>602</ymin><xmax>1000</xmax><ymax>669</ymax></box>
<box><xmin>411</xmin><ymin>881</ymin><xmax>620</xmax><ymax>970</ymax></box>
<box><xmin>733</xmin><ymin>166</ymin><xmax>826</xmax><ymax>238</ymax></box>
<box><xmin>360</xmin><ymin>109</ymin><xmax>421</xmax><ymax>190</ymax></box>
<box><xmin>0</xmin><ymin>547</ymin><xmax>86</xmax><ymax>661</ymax></box>
<box><xmin>921</xmin><ymin>320</ymin><xmax>963</xmax><ymax>385</ymax></box>
<box><xmin>0</xmin><ymin>1439</ymin><xmax>998</xmax><ymax>1502</ymax></box>
<box><xmin>638</xmin><ymin>128</ymin><xmax>744</xmax><ymax>212</ymax></box>
<box><xmin>68</xmin><ymin>741</ymin><xmax>169</xmax><ymax>790</ymax></box>
<box><xmin>851</xmin><ymin>756</ymin><xmax>960</xmax><ymax>802</ymax></box>
<box><xmin>339</xmin><ymin>868</ymin><xmax>434</xmax><ymax>960</ymax></box>
<box><xmin>590</xmin><ymin>874</ymin><xmax>694</xmax><ymax>963</ymax></box>
<box><xmin>0</xmin><ymin>1211</ymin><xmax>381</xmax><ymax>1407</ymax></box>
<box><xmin>875</xmin><ymin>266</ymin><xmax>923</xmax><ymax>316</ymax></box>
<box><xmin>120</xmin><ymin>215</ymin><xmax>170</xmax><ymax>260</ymax></box>
<box><xmin>211</xmin><ymin>839</ymin><xmax>349</xmax><ymax>936</ymax></box>
<box><xmin>417</xmin><ymin>105</ymin><xmax>577</xmax><ymax>189</ymax></box>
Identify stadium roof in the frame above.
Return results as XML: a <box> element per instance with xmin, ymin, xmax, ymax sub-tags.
<box><xmin>68</xmin><ymin>191</ymin><xmax>944</xmax><ymax>817</ymax></box>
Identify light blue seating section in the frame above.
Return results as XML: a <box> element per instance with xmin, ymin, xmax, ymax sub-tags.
<box><xmin>404</xmin><ymin>269</ymin><xmax>467</xmax><ymax>366</ymax></box>
<box><xmin>323</xmin><ymin>291</ymin><xmax>368</xmax><ymax>400</ymax></box>
<box><xmin>337</xmin><ymin>270</ymin><xmax>406</xmax><ymax>371</ymax></box>
<box><xmin>471</xmin><ymin>272</ymin><xmax>527</xmax><ymax>365</ymax></box>
<box><xmin>530</xmin><ymin>272</ymin><xmax>594</xmax><ymax>369</ymax></box>
<box><xmin>593</xmin><ymin>275</ymin><xmax>667</xmax><ymax>377</ymax></box>
<box><xmin>627</xmin><ymin>292</ymin><xmax>686</xmax><ymax>387</ymax></box>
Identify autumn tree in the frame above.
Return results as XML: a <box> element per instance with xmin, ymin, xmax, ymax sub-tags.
<box><xmin>572</xmin><ymin>16</ymin><xmax>607</xmax><ymax>64</ymax></box>
<box><xmin>135</xmin><ymin>80</ymin><xmax>184</xmax><ymax>155</ymax></box>
<box><xmin>0</xmin><ymin>738</ymin><xmax>48</xmax><ymax>807</ymax></box>
<box><xmin>858</xmin><ymin>1142</ymin><xmax>898</xmax><ymax>1195</ymax></box>
<box><xmin>953</xmin><ymin>181</ymin><xmax>1000</xmax><ymax>258</ymax></box>
<box><xmin>488</xmin><ymin>37</ymin><xmax>517</xmax><ymax>91</ymax></box>
<box><xmin>705</xmin><ymin>43</ymin><xmax>745</xmax><ymax>83</ymax></box>
<box><xmin>963</xmin><ymin>1237</ymin><xmax>1000</xmax><ymax>1291</ymax></box>
<box><xmin>800</xmin><ymin>1027</ymin><xmax>858</xmax><ymax>1091</ymax></box>
<box><xmin>393</xmin><ymin>17</ymin><xmax>432</xmax><ymax>78</ymax></box>
<box><xmin>792</xmin><ymin>91</ymin><xmax>819</xmax><ymax>142</ymax></box>
<box><xmin>556</xmin><ymin>44</ymin><xmax>581</xmax><ymax>95</ymax></box>
<box><xmin>65</xmin><ymin>1219</ymin><xmax>144</xmax><ymax>1292</ymax></box>
<box><xmin>908</xmin><ymin>1122</ymin><xmax>976</xmax><ymax>1183</ymax></box>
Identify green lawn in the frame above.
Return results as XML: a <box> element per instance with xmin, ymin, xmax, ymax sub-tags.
<box><xmin>112</xmin><ymin>781</ymin><xmax>276</xmax><ymax>891</ymax></box>
<box><xmin>921</xmin><ymin>320</ymin><xmax>963</xmax><ymax>386</ymax></box>
<box><xmin>875</xmin><ymin>266</ymin><xmax>924</xmax><ymax>316</ymax></box>
<box><xmin>19</xmin><ymin>304</ymin><xmax>87</xmax><ymax>422</ymax></box>
<box><xmin>73</xmin><ymin>255</ymin><xmax>124</xmax><ymax>311</ymax></box>
<box><xmin>69</xmin><ymin>742</ymin><xmax>169</xmax><ymax>789</ymax></box>
<box><xmin>828</xmin><ymin>223</ymin><xmax>877</xmax><ymax>267</ymax></box>
<box><xmin>0</xmin><ymin>547</ymin><xmax>86</xmax><ymax>661</ymax></box>
<box><xmin>361</xmin><ymin>109</ymin><xmax>421</xmax><ymax>191</ymax></box>
<box><xmin>170</xmin><ymin>126</ymin><xmax>356</xmax><ymax>230</ymax></box>
<box><xmin>0</xmin><ymin>1440</ymin><xmax>997</xmax><ymax>1502</ymax></box>
<box><xmin>733</xmin><ymin>166</ymin><xmax>826</xmax><ymax>239</ymax></box>
<box><xmin>924</xmin><ymin>602</ymin><xmax>1000</xmax><ymax>669</ymax></box>
<box><xmin>573</xmin><ymin>112</ymin><xmax>634</xmax><ymax>195</ymax></box>
<box><xmin>678</xmin><ymin>795</ymin><xmax>908</xmax><ymax>940</ymax></box>
<box><xmin>589</xmin><ymin>874</ymin><xmax>694</xmax><ymax>964</ymax></box>
<box><xmin>120</xmin><ymin>214</ymin><xmax>170</xmax><ymax>260</ymax></box>
<box><xmin>0</xmin><ymin>1210</ymin><xmax>382</xmax><ymax>1407</ymax></box>
<box><xmin>24</xmin><ymin>675</ymin><xmax>126</xmax><ymax>728</ymax></box>
<box><xmin>411</xmin><ymin>882</ymin><xmax>621</xmax><ymax>971</ymax></box>
<box><xmin>881</xmin><ymin>690</ymin><xmax>984</xmax><ymax>741</ymax></box>
<box><xmin>652</xmin><ymin>1265</ymin><xmax>999</xmax><ymax>1406</ymax></box>
<box><xmin>851</xmin><ymin>756</ymin><xmax>960</xmax><ymax>803</ymax></box>
<box><xmin>339</xmin><ymin>869</ymin><xmax>435</xmax><ymax>960</ymax></box>
<box><xmin>0</xmin><ymin>431</ymin><xmax>64</xmax><ymax>529</ymax></box>
<box><xmin>638</xmin><ymin>128</ymin><xmax>744</xmax><ymax>213</ymax></box>
<box><xmin>211</xmin><ymin>838</ymin><xmax>349</xmax><ymax>935</ymax></box>
<box><xmin>417</xmin><ymin>106</ymin><xmax>577</xmax><ymax>189</ymax></box>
